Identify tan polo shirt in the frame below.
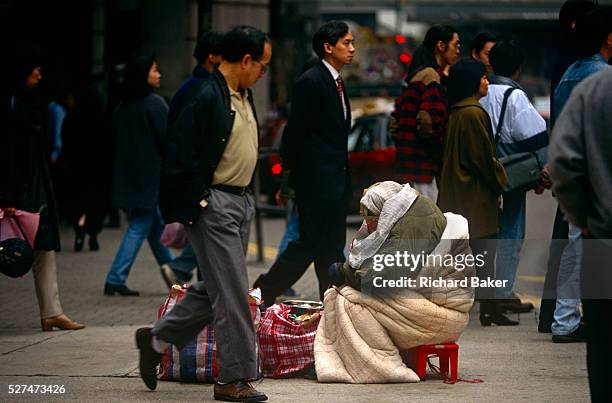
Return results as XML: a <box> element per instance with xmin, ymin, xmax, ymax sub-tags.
<box><xmin>212</xmin><ymin>87</ymin><xmax>258</xmax><ymax>187</ymax></box>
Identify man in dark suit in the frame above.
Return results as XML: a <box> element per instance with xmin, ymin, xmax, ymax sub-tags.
<box><xmin>254</xmin><ymin>20</ymin><xmax>355</xmax><ymax>305</ymax></box>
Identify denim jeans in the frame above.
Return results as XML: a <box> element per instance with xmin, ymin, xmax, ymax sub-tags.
<box><xmin>277</xmin><ymin>206</ymin><xmax>300</xmax><ymax>257</ymax></box>
<box><xmin>106</xmin><ymin>207</ymin><xmax>175</xmax><ymax>286</ymax></box>
<box><xmin>167</xmin><ymin>243</ymin><xmax>199</xmax><ymax>283</ymax></box>
<box><xmin>551</xmin><ymin>224</ymin><xmax>582</xmax><ymax>335</ymax></box>
<box><xmin>495</xmin><ymin>190</ymin><xmax>526</xmax><ymax>298</ymax></box>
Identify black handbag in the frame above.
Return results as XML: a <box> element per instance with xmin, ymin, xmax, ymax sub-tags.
<box><xmin>495</xmin><ymin>88</ymin><xmax>542</xmax><ymax>193</ymax></box>
<box><xmin>0</xmin><ymin>215</ymin><xmax>34</xmax><ymax>278</ymax></box>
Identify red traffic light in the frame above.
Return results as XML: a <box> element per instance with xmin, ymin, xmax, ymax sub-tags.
<box><xmin>271</xmin><ymin>163</ymin><xmax>282</xmax><ymax>175</ymax></box>
<box><xmin>395</xmin><ymin>34</ymin><xmax>406</xmax><ymax>45</ymax></box>
<box><xmin>399</xmin><ymin>52</ymin><xmax>411</xmax><ymax>64</ymax></box>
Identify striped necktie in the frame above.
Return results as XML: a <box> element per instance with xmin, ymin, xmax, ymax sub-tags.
<box><xmin>336</xmin><ymin>76</ymin><xmax>345</xmax><ymax>118</ymax></box>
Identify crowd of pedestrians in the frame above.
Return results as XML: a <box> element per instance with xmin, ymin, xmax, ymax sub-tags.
<box><xmin>1</xmin><ymin>0</ymin><xmax>611</xmax><ymax>401</ymax></box>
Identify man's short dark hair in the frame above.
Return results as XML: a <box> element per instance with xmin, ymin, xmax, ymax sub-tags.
<box><xmin>312</xmin><ymin>20</ymin><xmax>349</xmax><ymax>59</ymax></box>
<box><xmin>576</xmin><ymin>6</ymin><xmax>612</xmax><ymax>56</ymax></box>
<box><xmin>194</xmin><ymin>31</ymin><xmax>223</xmax><ymax>64</ymax></box>
<box><xmin>221</xmin><ymin>26</ymin><xmax>270</xmax><ymax>63</ymax></box>
<box><xmin>489</xmin><ymin>40</ymin><xmax>525</xmax><ymax>77</ymax></box>
<box><xmin>471</xmin><ymin>32</ymin><xmax>497</xmax><ymax>55</ymax></box>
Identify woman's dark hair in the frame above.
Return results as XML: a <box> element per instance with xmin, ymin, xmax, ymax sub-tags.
<box><xmin>221</xmin><ymin>25</ymin><xmax>270</xmax><ymax>63</ymax></box>
<box><xmin>194</xmin><ymin>31</ymin><xmax>223</xmax><ymax>64</ymax></box>
<box><xmin>489</xmin><ymin>40</ymin><xmax>525</xmax><ymax>77</ymax></box>
<box><xmin>407</xmin><ymin>25</ymin><xmax>457</xmax><ymax>79</ymax></box>
<box><xmin>312</xmin><ymin>20</ymin><xmax>350</xmax><ymax>59</ymax></box>
<box><xmin>11</xmin><ymin>42</ymin><xmax>42</xmax><ymax>90</ymax></box>
<box><xmin>471</xmin><ymin>32</ymin><xmax>497</xmax><ymax>57</ymax></box>
<box><xmin>447</xmin><ymin>59</ymin><xmax>486</xmax><ymax>105</ymax></box>
<box><xmin>559</xmin><ymin>0</ymin><xmax>597</xmax><ymax>47</ymax></box>
<box><xmin>122</xmin><ymin>54</ymin><xmax>155</xmax><ymax>101</ymax></box>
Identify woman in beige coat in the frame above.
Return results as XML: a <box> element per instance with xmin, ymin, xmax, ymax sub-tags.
<box><xmin>437</xmin><ymin>59</ymin><xmax>514</xmax><ymax>326</ymax></box>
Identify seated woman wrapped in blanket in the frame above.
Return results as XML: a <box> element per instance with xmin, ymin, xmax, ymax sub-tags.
<box><xmin>315</xmin><ymin>181</ymin><xmax>475</xmax><ymax>383</ymax></box>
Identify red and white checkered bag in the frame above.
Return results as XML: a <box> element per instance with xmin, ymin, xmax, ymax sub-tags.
<box><xmin>257</xmin><ymin>304</ymin><xmax>321</xmax><ymax>378</ymax></box>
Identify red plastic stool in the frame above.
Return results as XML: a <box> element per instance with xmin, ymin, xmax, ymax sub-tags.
<box><xmin>402</xmin><ymin>343</ymin><xmax>459</xmax><ymax>382</ymax></box>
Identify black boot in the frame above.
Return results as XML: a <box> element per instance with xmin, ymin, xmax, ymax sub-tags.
<box><xmin>479</xmin><ymin>300</ymin><xmax>519</xmax><ymax>326</ymax></box>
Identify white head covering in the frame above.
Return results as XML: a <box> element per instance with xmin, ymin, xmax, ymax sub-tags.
<box><xmin>349</xmin><ymin>182</ymin><xmax>419</xmax><ymax>268</ymax></box>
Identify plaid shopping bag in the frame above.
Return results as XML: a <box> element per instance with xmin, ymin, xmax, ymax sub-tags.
<box><xmin>257</xmin><ymin>304</ymin><xmax>321</xmax><ymax>378</ymax></box>
<box><xmin>157</xmin><ymin>285</ymin><xmax>261</xmax><ymax>383</ymax></box>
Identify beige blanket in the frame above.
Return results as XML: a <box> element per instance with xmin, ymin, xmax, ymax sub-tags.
<box><xmin>314</xmin><ymin>213</ymin><xmax>475</xmax><ymax>383</ymax></box>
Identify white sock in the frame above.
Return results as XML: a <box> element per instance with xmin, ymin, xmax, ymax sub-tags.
<box><xmin>151</xmin><ymin>336</ymin><xmax>167</xmax><ymax>354</ymax></box>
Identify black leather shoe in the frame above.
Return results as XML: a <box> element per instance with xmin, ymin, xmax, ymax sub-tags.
<box><xmin>104</xmin><ymin>283</ymin><xmax>140</xmax><ymax>296</ymax></box>
<box><xmin>214</xmin><ymin>380</ymin><xmax>268</xmax><ymax>402</ymax></box>
<box><xmin>480</xmin><ymin>300</ymin><xmax>519</xmax><ymax>326</ymax></box>
<box><xmin>497</xmin><ymin>297</ymin><xmax>534</xmax><ymax>314</ymax></box>
<box><xmin>135</xmin><ymin>327</ymin><xmax>162</xmax><ymax>390</ymax></box>
<box><xmin>552</xmin><ymin>324</ymin><xmax>587</xmax><ymax>343</ymax></box>
<box><xmin>480</xmin><ymin>312</ymin><xmax>519</xmax><ymax>326</ymax></box>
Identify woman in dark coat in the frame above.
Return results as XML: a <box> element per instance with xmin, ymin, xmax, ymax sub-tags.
<box><xmin>103</xmin><ymin>55</ymin><xmax>175</xmax><ymax>296</ymax></box>
<box><xmin>437</xmin><ymin>59</ymin><xmax>513</xmax><ymax>326</ymax></box>
<box><xmin>61</xmin><ymin>86</ymin><xmax>109</xmax><ymax>252</ymax></box>
<box><xmin>0</xmin><ymin>43</ymin><xmax>84</xmax><ymax>331</ymax></box>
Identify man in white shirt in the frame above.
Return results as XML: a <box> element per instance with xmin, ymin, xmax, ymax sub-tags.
<box><xmin>479</xmin><ymin>40</ymin><xmax>549</xmax><ymax>314</ymax></box>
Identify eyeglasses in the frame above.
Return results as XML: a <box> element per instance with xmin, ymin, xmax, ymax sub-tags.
<box><xmin>253</xmin><ymin>60</ymin><xmax>269</xmax><ymax>74</ymax></box>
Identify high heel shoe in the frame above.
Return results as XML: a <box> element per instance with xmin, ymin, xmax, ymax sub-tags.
<box><xmin>104</xmin><ymin>283</ymin><xmax>140</xmax><ymax>296</ymax></box>
<box><xmin>479</xmin><ymin>300</ymin><xmax>519</xmax><ymax>326</ymax></box>
<box><xmin>41</xmin><ymin>314</ymin><xmax>85</xmax><ymax>331</ymax></box>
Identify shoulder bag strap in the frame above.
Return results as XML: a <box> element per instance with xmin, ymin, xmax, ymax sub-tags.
<box><xmin>495</xmin><ymin>87</ymin><xmax>517</xmax><ymax>146</ymax></box>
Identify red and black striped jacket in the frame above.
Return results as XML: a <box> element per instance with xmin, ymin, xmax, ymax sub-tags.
<box><xmin>391</xmin><ymin>67</ymin><xmax>449</xmax><ymax>183</ymax></box>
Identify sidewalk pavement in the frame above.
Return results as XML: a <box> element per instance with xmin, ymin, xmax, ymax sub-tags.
<box><xmin>0</xmin><ymin>215</ymin><xmax>589</xmax><ymax>402</ymax></box>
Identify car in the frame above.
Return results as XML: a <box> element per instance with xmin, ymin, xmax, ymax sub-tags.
<box><xmin>256</xmin><ymin>113</ymin><xmax>402</xmax><ymax>215</ymax></box>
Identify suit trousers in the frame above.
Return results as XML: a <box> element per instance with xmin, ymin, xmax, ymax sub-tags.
<box><xmin>254</xmin><ymin>197</ymin><xmax>347</xmax><ymax>304</ymax></box>
<box><xmin>32</xmin><ymin>250</ymin><xmax>63</xmax><ymax>319</ymax></box>
<box><xmin>152</xmin><ymin>189</ymin><xmax>257</xmax><ymax>383</ymax></box>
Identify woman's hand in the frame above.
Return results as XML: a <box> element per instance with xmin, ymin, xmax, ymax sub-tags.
<box><xmin>0</xmin><ymin>207</ymin><xmax>17</xmax><ymax>216</ymax></box>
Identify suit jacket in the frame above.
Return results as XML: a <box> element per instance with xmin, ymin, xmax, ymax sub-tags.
<box><xmin>282</xmin><ymin>61</ymin><xmax>352</xmax><ymax>201</ymax></box>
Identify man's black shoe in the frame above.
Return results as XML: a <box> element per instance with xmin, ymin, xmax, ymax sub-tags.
<box><xmin>552</xmin><ymin>324</ymin><xmax>587</xmax><ymax>343</ymax></box>
<box><xmin>135</xmin><ymin>327</ymin><xmax>162</xmax><ymax>390</ymax></box>
<box><xmin>497</xmin><ymin>296</ymin><xmax>534</xmax><ymax>314</ymax></box>
<box><xmin>104</xmin><ymin>283</ymin><xmax>140</xmax><ymax>296</ymax></box>
<box><xmin>214</xmin><ymin>380</ymin><xmax>268</xmax><ymax>402</ymax></box>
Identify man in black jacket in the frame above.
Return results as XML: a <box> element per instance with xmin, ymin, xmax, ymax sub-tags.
<box><xmin>159</xmin><ymin>30</ymin><xmax>223</xmax><ymax>287</ymax></box>
<box><xmin>135</xmin><ymin>26</ymin><xmax>271</xmax><ymax>402</ymax></box>
<box><xmin>254</xmin><ymin>20</ymin><xmax>355</xmax><ymax>305</ymax></box>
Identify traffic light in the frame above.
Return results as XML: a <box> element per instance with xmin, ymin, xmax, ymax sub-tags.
<box><xmin>399</xmin><ymin>52</ymin><xmax>411</xmax><ymax>64</ymax></box>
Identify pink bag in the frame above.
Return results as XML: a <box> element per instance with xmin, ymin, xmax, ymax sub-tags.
<box><xmin>0</xmin><ymin>209</ymin><xmax>40</xmax><ymax>248</ymax></box>
<box><xmin>257</xmin><ymin>304</ymin><xmax>321</xmax><ymax>378</ymax></box>
<box><xmin>160</xmin><ymin>222</ymin><xmax>189</xmax><ymax>248</ymax></box>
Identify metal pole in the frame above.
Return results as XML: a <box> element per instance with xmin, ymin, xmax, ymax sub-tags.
<box><xmin>253</xmin><ymin>159</ymin><xmax>265</xmax><ymax>263</ymax></box>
